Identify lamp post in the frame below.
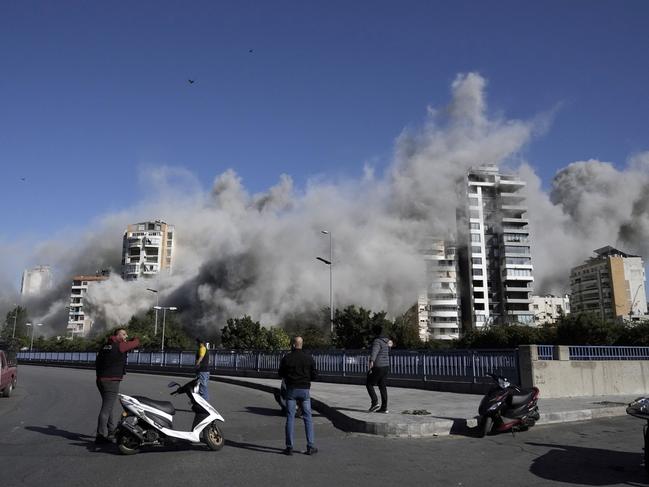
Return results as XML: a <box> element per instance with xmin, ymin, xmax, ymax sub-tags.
<box><xmin>317</xmin><ymin>230</ymin><xmax>333</xmax><ymax>335</ymax></box>
<box><xmin>26</xmin><ymin>322</ymin><xmax>43</xmax><ymax>351</ymax></box>
<box><xmin>147</xmin><ymin>288</ymin><xmax>159</xmax><ymax>335</ymax></box>
<box><xmin>153</xmin><ymin>306</ymin><xmax>177</xmax><ymax>352</ymax></box>
<box><xmin>12</xmin><ymin>305</ymin><xmax>19</xmax><ymax>338</ymax></box>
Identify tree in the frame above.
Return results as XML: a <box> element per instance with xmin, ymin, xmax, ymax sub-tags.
<box><xmin>555</xmin><ymin>313</ymin><xmax>622</xmax><ymax>345</ymax></box>
<box><xmin>125</xmin><ymin>309</ymin><xmax>192</xmax><ymax>350</ymax></box>
<box><xmin>266</xmin><ymin>327</ymin><xmax>290</xmax><ymax>351</ymax></box>
<box><xmin>1</xmin><ymin>306</ymin><xmax>30</xmax><ymax>349</ymax></box>
<box><xmin>221</xmin><ymin>316</ymin><xmax>269</xmax><ymax>350</ymax></box>
<box><xmin>332</xmin><ymin>305</ymin><xmax>391</xmax><ymax>349</ymax></box>
<box><xmin>280</xmin><ymin>308</ymin><xmax>331</xmax><ymax>349</ymax></box>
<box><xmin>390</xmin><ymin>305</ymin><xmax>423</xmax><ymax>349</ymax></box>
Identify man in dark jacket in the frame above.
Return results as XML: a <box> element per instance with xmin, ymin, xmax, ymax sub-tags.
<box><xmin>278</xmin><ymin>336</ymin><xmax>318</xmax><ymax>456</ymax></box>
<box><xmin>95</xmin><ymin>327</ymin><xmax>140</xmax><ymax>444</ymax></box>
<box><xmin>366</xmin><ymin>325</ymin><xmax>392</xmax><ymax>413</ymax></box>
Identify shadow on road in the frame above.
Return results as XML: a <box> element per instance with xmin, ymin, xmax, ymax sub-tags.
<box><xmin>25</xmin><ymin>424</ymin><xmax>93</xmax><ymax>442</ymax></box>
<box><xmin>225</xmin><ymin>439</ymin><xmax>285</xmax><ymax>454</ymax></box>
<box><xmin>244</xmin><ymin>406</ymin><xmax>284</xmax><ymax>416</ymax></box>
<box><xmin>526</xmin><ymin>442</ymin><xmax>647</xmax><ymax>485</ymax></box>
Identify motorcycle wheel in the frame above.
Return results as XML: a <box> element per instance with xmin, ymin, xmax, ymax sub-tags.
<box><xmin>478</xmin><ymin>416</ymin><xmax>493</xmax><ymax>438</ymax></box>
<box><xmin>203</xmin><ymin>421</ymin><xmax>224</xmax><ymax>451</ymax></box>
<box><xmin>116</xmin><ymin>431</ymin><xmax>141</xmax><ymax>455</ymax></box>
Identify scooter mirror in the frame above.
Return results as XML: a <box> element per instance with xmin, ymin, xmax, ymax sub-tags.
<box><xmin>168</xmin><ymin>381</ymin><xmax>180</xmax><ymax>388</ymax></box>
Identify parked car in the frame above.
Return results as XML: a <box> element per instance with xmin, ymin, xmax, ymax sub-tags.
<box><xmin>0</xmin><ymin>350</ymin><xmax>18</xmax><ymax>397</ymax></box>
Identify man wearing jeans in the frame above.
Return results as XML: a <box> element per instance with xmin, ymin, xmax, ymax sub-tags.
<box><xmin>95</xmin><ymin>328</ymin><xmax>140</xmax><ymax>444</ymax></box>
<box><xmin>195</xmin><ymin>338</ymin><xmax>210</xmax><ymax>401</ymax></box>
<box><xmin>366</xmin><ymin>325</ymin><xmax>392</xmax><ymax>413</ymax></box>
<box><xmin>278</xmin><ymin>336</ymin><xmax>318</xmax><ymax>456</ymax></box>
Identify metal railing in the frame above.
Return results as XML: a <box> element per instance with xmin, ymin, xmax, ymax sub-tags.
<box><xmin>537</xmin><ymin>345</ymin><xmax>555</xmax><ymax>360</ymax></box>
<box><xmin>536</xmin><ymin>345</ymin><xmax>649</xmax><ymax>360</ymax></box>
<box><xmin>17</xmin><ymin>349</ymin><xmax>521</xmax><ymax>384</ymax></box>
<box><xmin>568</xmin><ymin>345</ymin><xmax>649</xmax><ymax>360</ymax></box>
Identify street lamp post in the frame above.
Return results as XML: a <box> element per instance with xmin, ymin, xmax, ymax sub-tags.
<box><xmin>153</xmin><ymin>306</ymin><xmax>177</xmax><ymax>353</ymax></box>
<box><xmin>26</xmin><ymin>322</ymin><xmax>43</xmax><ymax>351</ymax></box>
<box><xmin>12</xmin><ymin>306</ymin><xmax>19</xmax><ymax>338</ymax></box>
<box><xmin>147</xmin><ymin>288</ymin><xmax>159</xmax><ymax>335</ymax></box>
<box><xmin>317</xmin><ymin>230</ymin><xmax>334</xmax><ymax>335</ymax></box>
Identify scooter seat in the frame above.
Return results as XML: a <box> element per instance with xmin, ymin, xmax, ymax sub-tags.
<box><xmin>510</xmin><ymin>390</ymin><xmax>535</xmax><ymax>407</ymax></box>
<box><xmin>133</xmin><ymin>396</ymin><xmax>176</xmax><ymax>415</ymax></box>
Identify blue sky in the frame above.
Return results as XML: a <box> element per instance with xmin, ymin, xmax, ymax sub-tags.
<box><xmin>2</xmin><ymin>0</ymin><xmax>649</xmax><ymax>251</ymax></box>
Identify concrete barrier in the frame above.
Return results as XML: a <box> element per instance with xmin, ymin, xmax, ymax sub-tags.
<box><xmin>519</xmin><ymin>345</ymin><xmax>649</xmax><ymax>398</ymax></box>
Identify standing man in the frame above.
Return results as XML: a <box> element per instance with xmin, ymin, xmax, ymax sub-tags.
<box><xmin>95</xmin><ymin>327</ymin><xmax>140</xmax><ymax>444</ymax></box>
<box><xmin>366</xmin><ymin>325</ymin><xmax>392</xmax><ymax>413</ymax></box>
<box><xmin>278</xmin><ymin>336</ymin><xmax>318</xmax><ymax>456</ymax></box>
<box><xmin>195</xmin><ymin>337</ymin><xmax>210</xmax><ymax>401</ymax></box>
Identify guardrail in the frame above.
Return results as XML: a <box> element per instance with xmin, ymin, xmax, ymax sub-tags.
<box><xmin>568</xmin><ymin>345</ymin><xmax>649</xmax><ymax>360</ymax></box>
<box><xmin>17</xmin><ymin>349</ymin><xmax>521</xmax><ymax>384</ymax></box>
<box><xmin>535</xmin><ymin>345</ymin><xmax>649</xmax><ymax>361</ymax></box>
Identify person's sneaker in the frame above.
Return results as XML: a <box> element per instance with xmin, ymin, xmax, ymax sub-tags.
<box><xmin>377</xmin><ymin>409</ymin><xmax>389</xmax><ymax>414</ymax></box>
<box><xmin>283</xmin><ymin>447</ymin><xmax>293</xmax><ymax>456</ymax></box>
<box><xmin>368</xmin><ymin>404</ymin><xmax>380</xmax><ymax>412</ymax></box>
<box><xmin>305</xmin><ymin>446</ymin><xmax>318</xmax><ymax>455</ymax></box>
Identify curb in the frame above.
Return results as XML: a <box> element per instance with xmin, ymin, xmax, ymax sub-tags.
<box><xmin>215</xmin><ymin>376</ymin><xmax>631</xmax><ymax>438</ymax></box>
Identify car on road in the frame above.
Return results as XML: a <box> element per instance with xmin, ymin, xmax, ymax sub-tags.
<box><xmin>0</xmin><ymin>350</ymin><xmax>17</xmax><ymax>397</ymax></box>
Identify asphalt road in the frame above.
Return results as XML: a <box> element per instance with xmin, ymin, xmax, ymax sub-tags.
<box><xmin>1</xmin><ymin>365</ymin><xmax>647</xmax><ymax>487</ymax></box>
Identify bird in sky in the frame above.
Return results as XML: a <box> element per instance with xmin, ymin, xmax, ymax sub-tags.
<box><xmin>188</xmin><ymin>79</ymin><xmax>195</xmax><ymax>84</ymax></box>
<box><xmin>248</xmin><ymin>49</ymin><xmax>254</xmax><ymax>53</ymax></box>
<box><xmin>20</xmin><ymin>177</ymin><xmax>26</xmax><ymax>181</ymax></box>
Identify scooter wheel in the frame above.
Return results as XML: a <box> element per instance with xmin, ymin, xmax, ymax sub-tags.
<box><xmin>203</xmin><ymin>421</ymin><xmax>224</xmax><ymax>451</ymax></box>
<box><xmin>116</xmin><ymin>431</ymin><xmax>141</xmax><ymax>455</ymax></box>
<box><xmin>478</xmin><ymin>416</ymin><xmax>493</xmax><ymax>438</ymax></box>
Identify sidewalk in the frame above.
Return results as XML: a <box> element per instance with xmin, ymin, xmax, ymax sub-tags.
<box><xmin>214</xmin><ymin>375</ymin><xmax>637</xmax><ymax>438</ymax></box>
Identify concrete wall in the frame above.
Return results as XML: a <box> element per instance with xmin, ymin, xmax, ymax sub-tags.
<box><xmin>519</xmin><ymin>345</ymin><xmax>649</xmax><ymax>398</ymax></box>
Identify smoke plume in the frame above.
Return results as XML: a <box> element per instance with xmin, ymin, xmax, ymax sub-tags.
<box><xmin>3</xmin><ymin>72</ymin><xmax>648</xmax><ymax>336</ymax></box>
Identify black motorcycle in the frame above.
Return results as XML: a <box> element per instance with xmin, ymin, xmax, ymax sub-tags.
<box><xmin>477</xmin><ymin>373</ymin><xmax>540</xmax><ymax>437</ymax></box>
<box><xmin>626</xmin><ymin>397</ymin><xmax>649</xmax><ymax>473</ymax></box>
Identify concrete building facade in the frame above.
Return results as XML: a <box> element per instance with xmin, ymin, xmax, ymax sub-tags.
<box><xmin>531</xmin><ymin>294</ymin><xmax>570</xmax><ymax>325</ymax></box>
<box><xmin>418</xmin><ymin>239</ymin><xmax>460</xmax><ymax>341</ymax></box>
<box><xmin>66</xmin><ymin>272</ymin><xmax>109</xmax><ymax>337</ymax></box>
<box><xmin>457</xmin><ymin>165</ymin><xmax>534</xmax><ymax>330</ymax></box>
<box><xmin>570</xmin><ymin>246</ymin><xmax>647</xmax><ymax>321</ymax></box>
<box><xmin>121</xmin><ymin>220</ymin><xmax>175</xmax><ymax>281</ymax></box>
<box><xmin>20</xmin><ymin>265</ymin><xmax>53</xmax><ymax>297</ymax></box>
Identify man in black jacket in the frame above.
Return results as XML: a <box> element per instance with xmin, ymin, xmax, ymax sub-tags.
<box><xmin>95</xmin><ymin>327</ymin><xmax>140</xmax><ymax>444</ymax></box>
<box><xmin>278</xmin><ymin>336</ymin><xmax>318</xmax><ymax>456</ymax></box>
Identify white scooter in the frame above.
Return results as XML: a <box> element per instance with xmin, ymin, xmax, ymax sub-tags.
<box><xmin>115</xmin><ymin>378</ymin><xmax>225</xmax><ymax>455</ymax></box>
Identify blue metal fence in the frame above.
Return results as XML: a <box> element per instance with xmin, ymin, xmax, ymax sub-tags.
<box><xmin>537</xmin><ymin>345</ymin><xmax>555</xmax><ymax>360</ymax></box>
<box><xmin>17</xmin><ymin>349</ymin><xmax>521</xmax><ymax>384</ymax></box>
<box><xmin>568</xmin><ymin>345</ymin><xmax>649</xmax><ymax>360</ymax></box>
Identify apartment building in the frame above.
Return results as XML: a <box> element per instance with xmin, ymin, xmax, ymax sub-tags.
<box><xmin>121</xmin><ymin>220</ymin><xmax>175</xmax><ymax>280</ymax></box>
<box><xmin>457</xmin><ymin>165</ymin><xmax>534</xmax><ymax>330</ymax></box>
<box><xmin>418</xmin><ymin>239</ymin><xmax>461</xmax><ymax>341</ymax></box>
<box><xmin>531</xmin><ymin>294</ymin><xmax>570</xmax><ymax>325</ymax></box>
<box><xmin>20</xmin><ymin>265</ymin><xmax>53</xmax><ymax>297</ymax></box>
<box><xmin>66</xmin><ymin>271</ymin><xmax>109</xmax><ymax>337</ymax></box>
<box><xmin>570</xmin><ymin>246</ymin><xmax>647</xmax><ymax>320</ymax></box>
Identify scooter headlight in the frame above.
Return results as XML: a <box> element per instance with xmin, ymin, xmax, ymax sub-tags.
<box><xmin>488</xmin><ymin>401</ymin><xmax>502</xmax><ymax>412</ymax></box>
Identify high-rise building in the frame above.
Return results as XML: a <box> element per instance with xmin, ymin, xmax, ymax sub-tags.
<box><xmin>418</xmin><ymin>239</ymin><xmax>460</xmax><ymax>340</ymax></box>
<box><xmin>570</xmin><ymin>246</ymin><xmax>647</xmax><ymax>320</ymax></box>
<box><xmin>121</xmin><ymin>220</ymin><xmax>175</xmax><ymax>281</ymax></box>
<box><xmin>20</xmin><ymin>265</ymin><xmax>53</xmax><ymax>297</ymax></box>
<box><xmin>66</xmin><ymin>271</ymin><xmax>110</xmax><ymax>337</ymax></box>
<box><xmin>531</xmin><ymin>294</ymin><xmax>570</xmax><ymax>325</ymax></box>
<box><xmin>457</xmin><ymin>165</ymin><xmax>534</xmax><ymax>330</ymax></box>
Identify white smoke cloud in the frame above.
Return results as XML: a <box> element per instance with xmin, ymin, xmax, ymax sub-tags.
<box><xmin>4</xmin><ymin>73</ymin><xmax>649</xmax><ymax>337</ymax></box>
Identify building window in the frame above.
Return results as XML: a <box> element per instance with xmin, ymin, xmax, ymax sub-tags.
<box><xmin>471</xmin><ymin>234</ymin><xmax>481</xmax><ymax>242</ymax></box>
<box><xmin>471</xmin><ymin>246</ymin><xmax>481</xmax><ymax>254</ymax></box>
<box><xmin>470</xmin><ymin>223</ymin><xmax>480</xmax><ymax>230</ymax></box>
<box><xmin>472</xmin><ymin>257</ymin><xmax>482</xmax><ymax>265</ymax></box>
